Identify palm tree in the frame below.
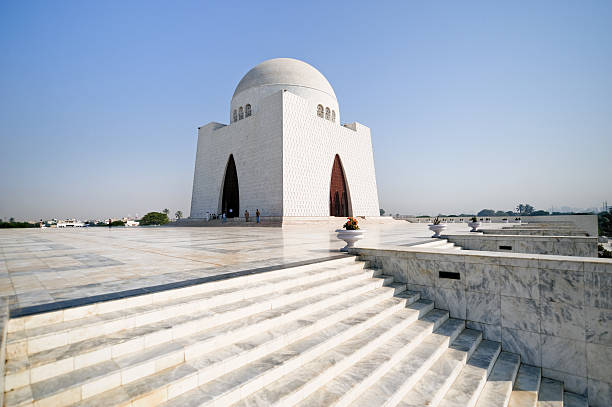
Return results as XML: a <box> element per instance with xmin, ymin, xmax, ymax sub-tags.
<box><xmin>175</xmin><ymin>211</ymin><xmax>183</xmax><ymax>220</ymax></box>
<box><xmin>162</xmin><ymin>208</ymin><xmax>170</xmax><ymax>217</ymax></box>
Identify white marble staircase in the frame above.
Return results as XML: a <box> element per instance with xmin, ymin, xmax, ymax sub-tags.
<box><xmin>3</xmin><ymin>257</ymin><xmax>588</xmax><ymax>407</ymax></box>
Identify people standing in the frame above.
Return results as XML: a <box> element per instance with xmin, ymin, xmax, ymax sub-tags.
<box><xmin>245</xmin><ymin>210</ymin><xmax>250</xmax><ymax>222</ymax></box>
<box><xmin>222</xmin><ymin>212</ymin><xmax>227</xmax><ymax>223</ymax></box>
<box><xmin>256</xmin><ymin>209</ymin><xmax>260</xmax><ymax>224</ymax></box>
<box><xmin>108</xmin><ymin>218</ymin><xmax>112</xmax><ymax>229</ymax></box>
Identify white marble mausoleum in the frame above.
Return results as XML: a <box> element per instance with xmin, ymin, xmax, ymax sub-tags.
<box><xmin>190</xmin><ymin>58</ymin><xmax>380</xmax><ymax>220</ymax></box>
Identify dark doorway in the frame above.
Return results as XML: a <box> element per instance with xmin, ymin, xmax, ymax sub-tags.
<box><xmin>221</xmin><ymin>154</ymin><xmax>239</xmax><ymax>218</ymax></box>
<box><xmin>330</xmin><ymin>154</ymin><xmax>349</xmax><ymax>217</ymax></box>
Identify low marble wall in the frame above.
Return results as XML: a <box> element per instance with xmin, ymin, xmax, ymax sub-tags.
<box><xmin>354</xmin><ymin>246</ymin><xmax>612</xmax><ymax>406</ymax></box>
<box><xmin>445</xmin><ymin>235</ymin><xmax>598</xmax><ymax>257</ymax></box>
<box><xmin>480</xmin><ymin>228</ymin><xmax>589</xmax><ymax>236</ymax></box>
<box><xmin>401</xmin><ymin>215</ymin><xmax>598</xmax><ymax>237</ymax></box>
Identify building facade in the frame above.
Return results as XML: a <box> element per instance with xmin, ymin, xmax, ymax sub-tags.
<box><xmin>190</xmin><ymin>58</ymin><xmax>380</xmax><ymax>220</ymax></box>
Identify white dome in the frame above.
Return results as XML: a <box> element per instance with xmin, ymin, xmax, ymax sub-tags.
<box><xmin>229</xmin><ymin>58</ymin><xmax>339</xmax><ymax>123</ymax></box>
<box><xmin>233</xmin><ymin>58</ymin><xmax>336</xmax><ymax>100</ymax></box>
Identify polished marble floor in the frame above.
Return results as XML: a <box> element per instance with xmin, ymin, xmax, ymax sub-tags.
<box><xmin>0</xmin><ymin>221</ymin><xmax>501</xmax><ymax>311</ymax></box>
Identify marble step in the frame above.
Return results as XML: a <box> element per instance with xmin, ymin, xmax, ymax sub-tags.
<box><xmin>4</xmin><ymin>270</ymin><xmax>390</xmax><ymax>392</ymax></box>
<box><xmin>234</xmin><ymin>299</ymin><xmax>439</xmax><ymax>407</ymax></box>
<box><xmin>437</xmin><ymin>340</ymin><xmax>502</xmax><ymax>407</ymax></box>
<box><xmin>297</xmin><ymin>308</ymin><xmax>449</xmax><ymax>407</ymax></box>
<box><xmin>474</xmin><ymin>351</ymin><xmax>521</xmax><ymax>407</ymax></box>
<box><xmin>397</xmin><ymin>329</ymin><xmax>482</xmax><ymax>407</ymax></box>
<box><xmin>508</xmin><ymin>364</ymin><xmax>541</xmax><ymax>407</ymax></box>
<box><xmin>7</xmin><ymin>262</ymin><xmax>376</xmax><ymax>357</ymax></box>
<box><xmin>414</xmin><ymin>240</ymin><xmax>452</xmax><ymax>248</ymax></box>
<box><xmin>71</xmin><ymin>288</ymin><xmax>416</xmax><ymax>407</ymax></box>
<box><xmin>350</xmin><ymin>318</ymin><xmax>466</xmax><ymax>407</ymax></box>
<box><xmin>7</xmin><ymin>255</ymin><xmax>362</xmax><ymax>333</ymax></box>
<box><xmin>5</xmin><ymin>278</ymin><xmax>404</xmax><ymax>407</ymax></box>
<box><xmin>563</xmin><ymin>392</ymin><xmax>588</xmax><ymax>407</ymax></box>
<box><xmin>537</xmin><ymin>378</ymin><xmax>564</xmax><ymax>407</ymax></box>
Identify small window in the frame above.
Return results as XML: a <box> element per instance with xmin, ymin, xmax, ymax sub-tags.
<box><xmin>317</xmin><ymin>104</ymin><xmax>324</xmax><ymax>118</ymax></box>
<box><xmin>331</xmin><ymin>110</ymin><xmax>336</xmax><ymax>122</ymax></box>
<box><xmin>325</xmin><ymin>107</ymin><xmax>330</xmax><ymax>120</ymax></box>
<box><xmin>233</xmin><ymin>110</ymin><xmax>237</xmax><ymax>123</ymax></box>
<box><xmin>239</xmin><ymin>106</ymin><xmax>244</xmax><ymax>120</ymax></box>
<box><xmin>245</xmin><ymin>104</ymin><xmax>251</xmax><ymax>117</ymax></box>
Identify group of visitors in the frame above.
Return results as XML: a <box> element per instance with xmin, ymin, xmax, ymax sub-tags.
<box><xmin>244</xmin><ymin>209</ymin><xmax>260</xmax><ymax>223</ymax></box>
<box><xmin>208</xmin><ymin>209</ymin><xmax>260</xmax><ymax>224</ymax></box>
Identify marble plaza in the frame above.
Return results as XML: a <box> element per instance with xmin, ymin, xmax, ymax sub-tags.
<box><xmin>0</xmin><ymin>222</ymin><xmax>496</xmax><ymax>312</ymax></box>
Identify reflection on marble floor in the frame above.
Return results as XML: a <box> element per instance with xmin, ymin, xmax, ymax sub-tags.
<box><xmin>0</xmin><ymin>222</ymin><xmax>497</xmax><ymax>311</ymax></box>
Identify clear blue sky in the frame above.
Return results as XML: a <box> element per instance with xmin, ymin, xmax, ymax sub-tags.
<box><xmin>1</xmin><ymin>1</ymin><xmax>611</xmax><ymax>220</ymax></box>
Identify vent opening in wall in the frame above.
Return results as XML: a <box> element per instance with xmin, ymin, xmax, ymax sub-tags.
<box><xmin>499</xmin><ymin>245</ymin><xmax>512</xmax><ymax>250</ymax></box>
<box><xmin>439</xmin><ymin>271</ymin><xmax>460</xmax><ymax>280</ymax></box>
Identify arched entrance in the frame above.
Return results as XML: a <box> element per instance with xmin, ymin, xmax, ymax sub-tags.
<box><xmin>330</xmin><ymin>154</ymin><xmax>349</xmax><ymax>217</ymax></box>
<box><xmin>221</xmin><ymin>154</ymin><xmax>239</xmax><ymax>218</ymax></box>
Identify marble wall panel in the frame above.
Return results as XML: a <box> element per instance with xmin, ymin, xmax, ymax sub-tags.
<box><xmin>501</xmin><ymin>327</ymin><xmax>541</xmax><ymax>366</ymax></box>
<box><xmin>586</xmin><ymin>342</ymin><xmax>612</xmax><ymax>383</ymax></box>
<box><xmin>405</xmin><ymin>258</ymin><xmax>435</xmax><ymax>286</ymax></box>
<box><xmin>585</xmin><ymin>271</ymin><xmax>612</xmax><ymax>309</ymax></box>
<box><xmin>480</xmin><ymin>240</ymin><xmax>498</xmax><ymax>252</ymax></box>
<box><xmin>586</xmin><ymin>307</ymin><xmax>612</xmax><ymax>345</ymax></box>
<box><xmin>501</xmin><ymin>296</ymin><xmax>540</xmax><ymax>332</ymax></box>
<box><xmin>435</xmin><ymin>260</ymin><xmax>465</xmax><ymax>290</ymax></box>
<box><xmin>465</xmin><ymin>263</ymin><xmax>500</xmax><ymax>293</ymax></box>
<box><xmin>382</xmin><ymin>256</ymin><xmax>407</xmax><ymax>284</ymax></box>
<box><xmin>498</xmin><ymin>257</ymin><xmax>539</xmax><ymax>268</ymax></box>
<box><xmin>541</xmin><ymin>302</ymin><xmax>585</xmax><ymax>341</ymax></box>
<box><xmin>584</xmin><ymin>262</ymin><xmax>612</xmax><ymax>273</ymax></box>
<box><xmin>466</xmin><ymin>292</ymin><xmax>500</xmax><ymax>325</ymax></box>
<box><xmin>541</xmin><ymin>335</ymin><xmax>587</xmax><ymax>377</ymax></box>
<box><xmin>540</xmin><ymin>259</ymin><xmax>584</xmax><ymax>272</ymax></box>
<box><xmin>434</xmin><ymin>288</ymin><xmax>466</xmax><ymax>319</ymax></box>
<box><xmin>588</xmin><ymin>378</ymin><xmax>612</xmax><ymax>407</ymax></box>
<box><xmin>539</xmin><ymin>269</ymin><xmax>584</xmax><ymax>306</ymax></box>
<box><xmin>500</xmin><ymin>265</ymin><xmax>539</xmax><ymax>300</ymax></box>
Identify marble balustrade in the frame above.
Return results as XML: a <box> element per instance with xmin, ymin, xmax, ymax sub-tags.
<box><xmin>353</xmin><ymin>246</ymin><xmax>612</xmax><ymax>407</ymax></box>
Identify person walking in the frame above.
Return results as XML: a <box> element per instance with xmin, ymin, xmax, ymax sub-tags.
<box><xmin>108</xmin><ymin>218</ymin><xmax>112</xmax><ymax>229</ymax></box>
<box><xmin>256</xmin><ymin>209</ymin><xmax>260</xmax><ymax>224</ymax></box>
<box><xmin>245</xmin><ymin>210</ymin><xmax>250</xmax><ymax>222</ymax></box>
<box><xmin>222</xmin><ymin>212</ymin><xmax>227</xmax><ymax>223</ymax></box>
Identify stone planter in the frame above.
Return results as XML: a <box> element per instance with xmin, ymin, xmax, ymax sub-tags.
<box><xmin>428</xmin><ymin>224</ymin><xmax>447</xmax><ymax>238</ymax></box>
<box><xmin>467</xmin><ymin>221</ymin><xmax>481</xmax><ymax>232</ymax></box>
<box><xmin>336</xmin><ymin>229</ymin><xmax>364</xmax><ymax>252</ymax></box>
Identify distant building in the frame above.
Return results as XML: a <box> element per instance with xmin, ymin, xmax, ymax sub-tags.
<box><xmin>56</xmin><ymin>219</ymin><xmax>84</xmax><ymax>228</ymax></box>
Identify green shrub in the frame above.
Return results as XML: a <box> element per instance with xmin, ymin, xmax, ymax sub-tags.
<box><xmin>140</xmin><ymin>212</ymin><xmax>169</xmax><ymax>226</ymax></box>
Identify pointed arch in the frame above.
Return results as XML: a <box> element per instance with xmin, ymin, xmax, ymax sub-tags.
<box><xmin>329</xmin><ymin>154</ymin><xmax>351</xmax><ymax>217</ymax></box>
<box><xmin>220</xmin><ymin>154</ymin><xmax>239</xmax><ymax>218</ymax></box>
